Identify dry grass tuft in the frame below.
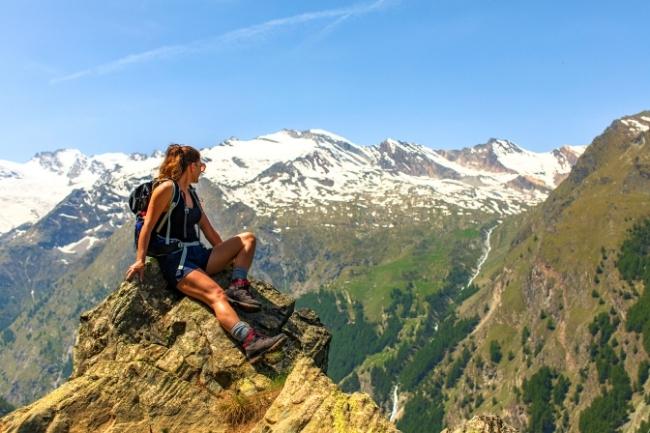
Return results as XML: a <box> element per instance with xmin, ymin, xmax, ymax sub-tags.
<box><xmin>219</xmin><ymin>391</ymin><xmax>255</xmax><ymax>426</ymax></box>
<box><xmin>218</xmin><ymin>389</ymin><xmax>281</xmax><ymax>430</ymax></box>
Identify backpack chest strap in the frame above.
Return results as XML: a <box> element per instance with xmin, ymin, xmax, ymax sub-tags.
<box><xmin>175</xmin><ymin>241</ymin><xmax>202</xmax><ymax>277</ymax></box>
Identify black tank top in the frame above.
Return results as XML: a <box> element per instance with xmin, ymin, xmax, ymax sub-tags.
<box><xmin>155</xmin><ymin>183</ymin><xmax>202</xmax><ymax>242</ymax></box>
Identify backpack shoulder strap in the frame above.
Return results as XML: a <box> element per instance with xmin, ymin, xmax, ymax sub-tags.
<box><xmin>154</xmin><ymin>180</ymin><xmax>181</xmax><ymax>244</ymax></box>
<box><xmin>188</xmin><ymin>186</ymin><xmax>203</xmax><ymax>212</ymax></box>
<box><xmin>188</xmin><ymin>186</ymin><xmax>204</xmax><ymax>244</ymax></box>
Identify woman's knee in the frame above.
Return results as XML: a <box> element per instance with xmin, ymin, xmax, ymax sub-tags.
<box><xmin>240</xmin><ymin>231</ymin><xmax>256</xmax><ymax>247</ymax></box>
<box><xmin>179</xmin><ymin>276</ymin><xmax>225</xmax><ymax>304</ymax></box>
<box><xmin>206</xmin><ymin>285</ymin><xmax>227</xmax><ymax>306</ymax></box>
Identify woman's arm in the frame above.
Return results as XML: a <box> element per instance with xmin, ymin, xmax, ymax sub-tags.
<box><xmin>125</xmin><ymin>181</ymin><xmax>174</xmax><ymax>281</ymax></box>
<box><xmin>199</xmin><ymin>212</ymin><xmax>223</xmax><ymax>247</ymax></box>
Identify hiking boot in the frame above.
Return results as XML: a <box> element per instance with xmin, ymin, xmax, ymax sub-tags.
<box><xmin>242</xmin><ymin>329</ymin><xmax>287</xmax><ymax>364</ymax></box>
<box><xmin>225</xmin><ymin>278</ymin><xmax>262</xmax><ymax>311</ymax></box>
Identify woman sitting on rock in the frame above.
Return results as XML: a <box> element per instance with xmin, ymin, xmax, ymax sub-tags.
<box><xmin>125</xmin><ymin>144</ymin><xmax>285</xmax><ymax>362</ymax></box>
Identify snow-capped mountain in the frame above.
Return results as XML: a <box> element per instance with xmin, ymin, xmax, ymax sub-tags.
<box><xmin>0</xmin><ymin>149</ymin><xmax>159</xmax><ymax>236</ymax></box>
<box><xmin>0</xmin><ymin>129</ymin><xmax>588</xmax><ymax>243</ymax></box>
<box><xmin>439</xmin><ymin>138</ymin><xmax>583</xmax><ymax>181</ymax></box>
<box><xmin>201</xmin><ymin>129</ymin><xmax>585</xmax><ymax>218</ymax></box>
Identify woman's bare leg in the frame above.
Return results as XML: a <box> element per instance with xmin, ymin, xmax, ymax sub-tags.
<box><xmin>176</xmin><ymin>266</ymin><xmax>287</xmax><ymax>361</ymax></box>
<box><xmin>205</xmin><ymin>232</ymin><xmax>257</xmax><ymax>275</ymax></box>
<box><xmin>176</xmin><ymin>268</ymin><xmax>240</xmax><ymax>330</ymax></box>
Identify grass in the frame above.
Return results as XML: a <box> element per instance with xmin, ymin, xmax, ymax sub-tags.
<box><xmin>335</xmin><ymin>223</ymin><xmax>485</xmax><ymax>321</ymax></box>
<box><xmin>344</xmin><ymin>248</ymin><xmax>448</xmax><ymax>320</ymax></box>
<box><xmin>218</xmin><ymin>389</ymin><xmax>276</xmax><ymax>430</ymax></box>
<box><xmin>483</xmin><ymin>324</ymin><xmax>517</xmax><ymax>361</ymax></box>
<box><xmin>218</xmin><ymin>373</ymin><xmax>287</xmax><ymax>431</ymax></box>
<box><xmin>500</xmin><ymin>273</ymin><xmax>526</xmax><ymax>315</ymax></box>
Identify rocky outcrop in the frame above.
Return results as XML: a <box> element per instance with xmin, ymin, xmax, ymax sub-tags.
<box><xmin>254</xmin><ymin>357</ymin><xmax>400</xmax><ymax>433</ymax></box>
<box><xmin>0</xmin><ymin>260</ymin><xmax>399</xmax><ymax>433</ymax></box>
<box><xmin>441</xmin><ymin>415</ymin><xmax>519</xmax><ymax>433</ymax></box>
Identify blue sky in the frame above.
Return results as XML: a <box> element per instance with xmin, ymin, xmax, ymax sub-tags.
<box><xmin>1</xmin><ymin>0</ymin><xmax>649</xmax><ymax>161</ymax></box>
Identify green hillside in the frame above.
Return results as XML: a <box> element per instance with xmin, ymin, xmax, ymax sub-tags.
<box><xmin>428</xmin><ymin>112</ymin><xmax>650</xmax><ymax>433</ymax></box>
<box><xmin>295</xmin><ymin>217</ymin><xmax>492</xmax><ymax>382</ymax></box>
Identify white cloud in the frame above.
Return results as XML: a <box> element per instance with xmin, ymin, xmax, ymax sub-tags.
<box><xmin>51</xmin><ymin>0</ymin><xmax>394</xmax><ymax>84</ymax></box>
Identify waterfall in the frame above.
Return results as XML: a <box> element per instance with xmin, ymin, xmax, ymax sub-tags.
<box><xmin>465</xmin><ymin>221</ymin><xmax>500</xmax><ymax>290</ymax></box>
<box><xmin>390</xmin><ymin>384</ymin><xmax>399</xmax><ymax>422</ymax></box>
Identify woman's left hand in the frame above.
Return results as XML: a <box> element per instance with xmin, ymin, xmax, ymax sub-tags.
<box><xmin>125</xmin><ymin>260</ymin><xmax>145</xmax><ymax>282</ymax></box>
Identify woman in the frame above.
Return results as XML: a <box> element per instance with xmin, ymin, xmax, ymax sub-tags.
<box><xmin>125</xmin><ymin>144</ymin><xmax>285</xmax><ymax>363</ymax></box>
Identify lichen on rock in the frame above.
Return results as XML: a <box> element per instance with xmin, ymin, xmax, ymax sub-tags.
<box><xmin>253</xmin><ymin>356</ymin><xmax>400</xmax><ymax>433</ymax></box>
<box><xmin>0</xmin><ymin>260</ymin><xmax>338</xmax><ymax>433</ymax></box>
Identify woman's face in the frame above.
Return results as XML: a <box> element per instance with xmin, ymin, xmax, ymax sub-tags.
<box><xmin>189</xmin><ymin>158</ymin><xmax>206</xmax><ymax>183</ymax></box>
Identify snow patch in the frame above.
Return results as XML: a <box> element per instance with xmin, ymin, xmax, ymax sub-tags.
<box><xmin>57</xmin><ymin>236</ymin><xmax>101</xmax><ymax>254</ymax></box>
<box><xmin>621</xmin><ymin>118</ymin><xmax>650</xmax><ymax>134</ymax></box>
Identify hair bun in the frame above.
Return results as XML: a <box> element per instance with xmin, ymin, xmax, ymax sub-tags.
<box><xmin>166</xmin><ymin>144</ymin><xmax>182</xmax><ymax>156</ymax></box>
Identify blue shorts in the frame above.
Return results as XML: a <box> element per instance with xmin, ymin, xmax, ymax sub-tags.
<box><xmin>155</xmin><ymin>244</ymin><xmax>212</xmax><ymax>288</ymax></box>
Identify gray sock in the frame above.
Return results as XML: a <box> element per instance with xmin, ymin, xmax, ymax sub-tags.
<box><xmin>232</xmin><ymin>266</ymin><xmax>248</xmax><ymax>281</ymax></box>
<box><xmin>230</xmin><ymin>321</ymin><xmax>252</xmax><ymax>342</ymax></box>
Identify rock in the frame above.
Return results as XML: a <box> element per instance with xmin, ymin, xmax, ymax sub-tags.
<box><xmin>441</xmin><ymin>415</ymin><xmax>519</xmax><ymax>433</ymax></box>
<box><xmin>0</xmin><ymin>260</ymin><xmax>336</xmax><ymax>433</ymax></box>
<box><xmin>251</xmin><ymin>357</ymin><xmax>400</xmax><ymax>433</ymax></box>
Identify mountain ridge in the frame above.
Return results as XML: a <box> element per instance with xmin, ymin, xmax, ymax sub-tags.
<box><xmin>0</xmin><ymin>129</ymin><xmax>584</xmax><ymax>235</ymax></box>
